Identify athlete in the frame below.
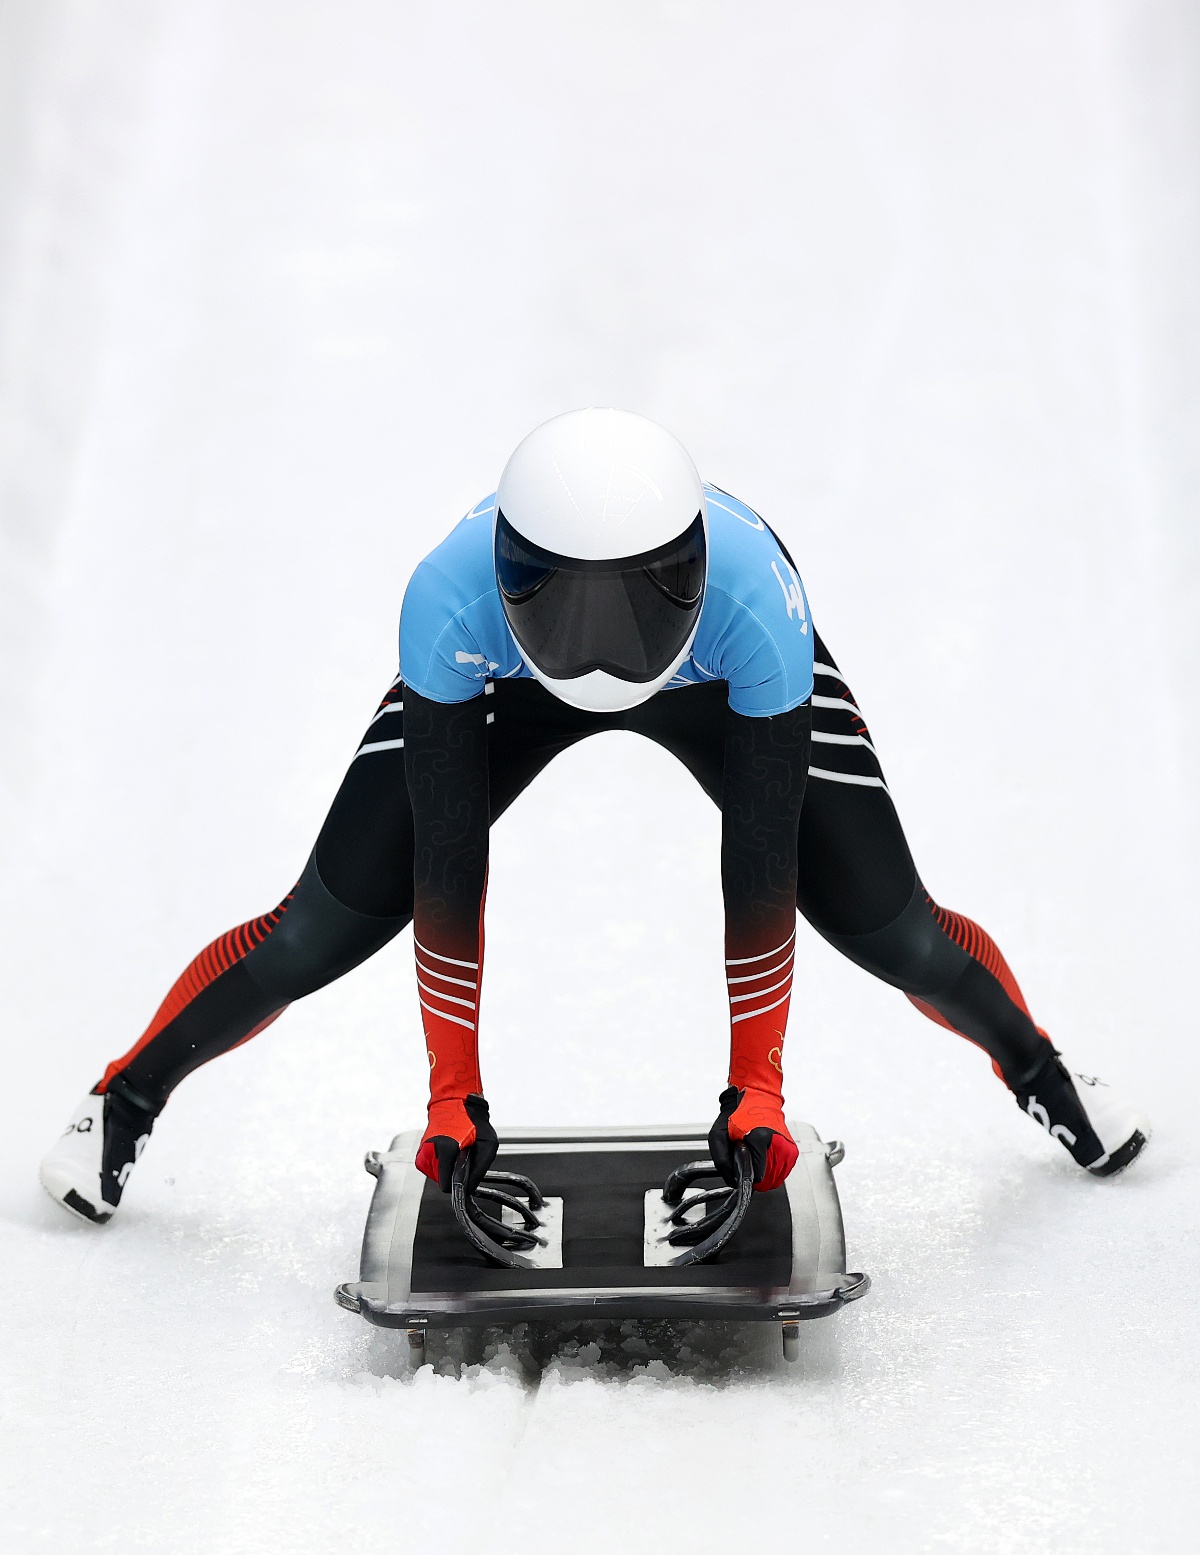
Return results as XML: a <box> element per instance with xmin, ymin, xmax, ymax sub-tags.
<box><xmin>40</xmin><ymin>409</ymin><xmax>1150</xmax><ymax>1224</ymax></box>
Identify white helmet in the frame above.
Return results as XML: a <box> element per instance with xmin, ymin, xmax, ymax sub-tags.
<box><xmin>494</xmin><ymin>409</ymin><xmax>708</xmax><ymax>712</ymax></box>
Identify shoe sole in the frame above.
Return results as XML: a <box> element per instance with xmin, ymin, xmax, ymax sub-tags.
<box><xmin>1087</xmin><ymin>1127</ymin><xmax>1150</xmax><ymax>1179</ymax></box>
<box><xmin>40</xmin><ymin>1175</ymin><xmax>113</xmax><ymax>1225</ymax></box>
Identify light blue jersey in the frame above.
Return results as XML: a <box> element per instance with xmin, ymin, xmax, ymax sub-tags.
<box><xmin>399</xmin><ymin>485</ymin><xmax>813</xmax><ymax>717</ymax></box>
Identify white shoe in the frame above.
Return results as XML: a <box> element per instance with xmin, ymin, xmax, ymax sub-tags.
<box><xmin>1016</xmin><ymin>1049</ymin><xmax>1151</xmax><ymax>1177</ymax></box>
<box><xmin>40</xmin><ymin>1087</ymin><xmax>153</xmax><ymax>1223</ymax></box>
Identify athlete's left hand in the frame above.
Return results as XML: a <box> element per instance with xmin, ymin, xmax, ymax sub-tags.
<box><xmin>709</xmin><ymin>1084</ymin><xmax>799</xmax><ymax>1192</ymax></box>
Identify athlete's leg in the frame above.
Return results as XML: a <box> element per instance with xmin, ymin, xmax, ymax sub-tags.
<box><xmin>630</xmin><ymin>683</ymin><xmax>812</xmax><ymax>1189</ymax></box>
<box><xmin>101</xmin><ymin>676</ymin><xmax>604</xmax><ymax>1112</ymax></box>
<box><xmin>629</xmin><ymin>664</ymin><xmax>1050</xmax><ymax>1087</ymax></box>
<box><xmin>97</xmin><ymin>676</ymin><xmax>417</xmax><ymax>1114</ymax></box>
<box><xmin>630</xmin><ymin>655</ymin><xmax>1147</xmax><ymax>1174</ymax></box>
<box><xmin>45</xmin><ymin>674</ymin><xmax>605</xmax><ymax>1220</ymax></box>
<box><xmin>796</xmin><ymin>633</ymin><xmax>1050</xmax><ymax>1087</ymax></box>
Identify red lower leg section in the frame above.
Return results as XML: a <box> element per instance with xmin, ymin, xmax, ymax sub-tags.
<box><xmin>926</xmin><ymin>901</ymin><xmax>1032</xmax><ymax>1017</ymax></box>
<box><xmin>908</xmin><ymin>899</ymin><xmax>1047</xmax><ymax>1082</ymax></box>
<box><xmin>224</xmin><ymin>1007</ymin><xmax>288</xmax><ymax>1054</ymax></box>
<box><xmin>97</xmin><ymin>894</ymin><xmax>294</xmax><ymax>1092</ymax></box>
<box><xmin>725</xmin><ymin>924</ymin><xmax>799</xmax><ymax>1189</ymax></box>
<box><xmin>413</xmin><ymin>868</ymin><xmax>488</xmax><ymax>1180</ymax></box>
<box><xmin>725</xmin><ymin>926</ymin><xmax>796</xmax><ymax>1096</ymax></box>
<box><xmin>906</xmin><ymin>993</ymin><xmax>1009</xmax><ymax>1080</ymax></box>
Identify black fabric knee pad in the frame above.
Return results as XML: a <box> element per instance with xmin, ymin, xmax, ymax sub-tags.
<box><xmin>243</xmin><ymin>852</ymin><xmax>406</xmax><ymax>1002</ymax></box>
<box><xmin>823</xmin><ymin>881</ymin><xmax>1047</xmax><ymax>1085</ymax></box>
<box><xmin>820</xmin><ymin>879</ymin><xmax>972</xmax><ymax>996</ymax></box>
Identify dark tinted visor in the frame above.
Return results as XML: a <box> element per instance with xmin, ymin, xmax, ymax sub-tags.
<box><xmin>495</xmin><ymin>510</ymin><xmax>706</xmax><ymax>683</ymax></box>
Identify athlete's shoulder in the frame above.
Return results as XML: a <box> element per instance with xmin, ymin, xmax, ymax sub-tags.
<box><xmin>703</xmin><ymin>484</ymin><xmax>800</xmax><ymax>574</ymax></box>
<box><xmin>692</xmin><ymin>484</ymin><xmax>813</xmax><ymax>716</ymax></box>
<box><xmin>407</xmin><ymin>493</ymin><xmax>498</xmax><ymax>599</ymax></box>
<box><xmin>399</xmin><ymin>495</ymin><xmax>522</xmax><ymax>701</ymax></box>
<box><xmin>703</xmin><ymin>484</ymin><xmax>771</xmax><ymax>539</ymax></box>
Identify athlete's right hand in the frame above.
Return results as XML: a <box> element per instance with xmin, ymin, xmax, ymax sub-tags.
<box><xmin>415</xmin><ymin>1093</ymin><xmax>498</xmax><ymax>1193</ymax></box>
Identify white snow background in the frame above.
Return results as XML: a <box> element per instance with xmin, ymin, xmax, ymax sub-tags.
<box><xmin>2</xmin><ymin>2</ymin><xmax>1198</xmax><ymax>1551</ymax></box>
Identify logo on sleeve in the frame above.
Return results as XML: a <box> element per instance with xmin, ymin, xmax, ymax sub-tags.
<box><xmin>770</xmin><ymin>553</ymin><xmax>809</xmax><ymax>635</ymax></box>
<box><xmin>456</xmin><ymin>650</ymin><xmax>499</xmax><ymax>675</ymax></box>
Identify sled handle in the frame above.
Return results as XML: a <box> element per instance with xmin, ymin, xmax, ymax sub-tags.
<box><xmin>661</xmin><ymin>1158</ymin><xmax>725</xmax><ymax>1206</ymax></box>
<box><xmin>450</xmin><ymin>1155</ymin><xmax>547</xmax><ymax>1271</ymax></box>
<box><xmin>667</xmin><ymin>1143</ymin><xmax>755</xmax><ymax>1268</ymax></box>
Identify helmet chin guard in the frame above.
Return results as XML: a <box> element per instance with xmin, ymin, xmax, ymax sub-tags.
<box><xmin>494</xmin><ymin>409</ymin><xmax>708</xmax><ymax>709</ymax></box>
<box><xmin>517</xmin><ymin>632</ymin><xmax>700</xmax><ymax>713</ymax></box>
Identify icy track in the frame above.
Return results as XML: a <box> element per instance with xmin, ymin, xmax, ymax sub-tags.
<box><xmin>2</xmin><ymin>3</ymin><xmax>1199</xmax><ymax>1551</ymax></box>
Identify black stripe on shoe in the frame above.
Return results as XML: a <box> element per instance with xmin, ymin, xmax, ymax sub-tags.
<box><xmin>1087</xmin><ymin>1129</ymin><xmax>1149</xmax><ymax>1178</ymax></box>
<box><xmin>62</xmin><ymin>1188</ymin><xmax>112</xmax><ymax>1224</ymax></box>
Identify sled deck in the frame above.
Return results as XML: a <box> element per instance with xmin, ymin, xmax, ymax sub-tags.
<box><xmin>335</xmin><ymin>1121</ymin><xmax>868</xmax><ymax>1362</ymax></box>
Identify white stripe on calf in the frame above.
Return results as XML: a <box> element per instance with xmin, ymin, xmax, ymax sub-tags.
<box><xmin>726</xmin><ymin>950</ymin><xmax>795</xmax><ymax>986</ymax></box>
<box><xmin>366</xmin><ymin>702</ymin><xmax>404</xmax><ymax>727</ymax></box>
<box><xmin>418</xmin><ymin>997</ymin><xmax>476</xmax><ymax>1031</ymax></box>
<box><xmin>808</xmin><ymin>766</ymin><xmax>888</xmax><ymax>790</ymax></box>
<box><xmin>414</xmin><ymin>937</ymin><xmax>479</xmax><ymax>970</ymax></box>
<box><xmin>729</xmin><ymin>972</ymin><xmax>794</xmax><ymax>1004</ymax></box>
<box><xmin>730</xmin><ymin>991</ymin><xmax>792</xmax><ymax>1025</ymax></box>
<box><xmin>416</xmin><ymin>977</ymin><xmax>476</xmax><ymax>1011</ymax></box>
<box><xmin>354</xmin><ymin>737</ymin><xmax>404</xmax><ymax>757</ymax></box>
<box><xmin>813</xmin><ymin>662</ymin><xmax>842</xmax><ymax>678</ymax></box>
<box><xmin>726</xmin><ymin>929</ymin><xmax>796</xmax><ymax>968</ymax></box>
<box><xmin>414</xmin><ymin>961</ymin><xmax>477</xmax><ymax>991</ymax></box>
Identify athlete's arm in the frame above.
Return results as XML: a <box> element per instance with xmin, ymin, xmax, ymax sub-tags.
<box><xmin>402</xmin><ymin>687</ymin><xmax>497</xmax><ymax>1190</ymax></box>
<box><xmin>711</xmin><ymin>700</ymin><xmax>811</xmax><ymax>1191</ymax></box>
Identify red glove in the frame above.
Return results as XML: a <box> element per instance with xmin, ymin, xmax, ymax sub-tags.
<box><xmin>709</xmin><ymin>1084</ymin><xmax>798</xmax><ymax>1192</ymax></box>
<box><xmin>415</xmin><ymin>1093</ymin><xmax>497</xmax><ymax>1193</ymax></box>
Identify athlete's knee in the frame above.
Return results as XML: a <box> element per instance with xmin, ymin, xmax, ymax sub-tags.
<box><xmin>915</xmin><ymin>898</ymin><xmax>1034</xmax><ymax>1018</ymax></box>
<box><xmin>820</xmin><ymin>880</ymin><xmax>970</xmax><ymax>996</ymax></box>
<box><xmin>243</xmin><ymin>852</ymin><xmax>406</xmax><ymax>1001</ymax></box>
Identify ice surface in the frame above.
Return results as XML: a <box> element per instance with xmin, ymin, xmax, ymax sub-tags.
<box><xmin>2</xmin><ymin>2</ymin><xmax>1199</xmax><ymax>1551</ymax></box>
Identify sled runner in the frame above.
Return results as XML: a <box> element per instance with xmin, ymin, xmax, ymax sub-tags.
<box><xmin>334</xmin><ymin>1121</ymin><xmax>868</xmax><ymax>1364</ymax></box>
